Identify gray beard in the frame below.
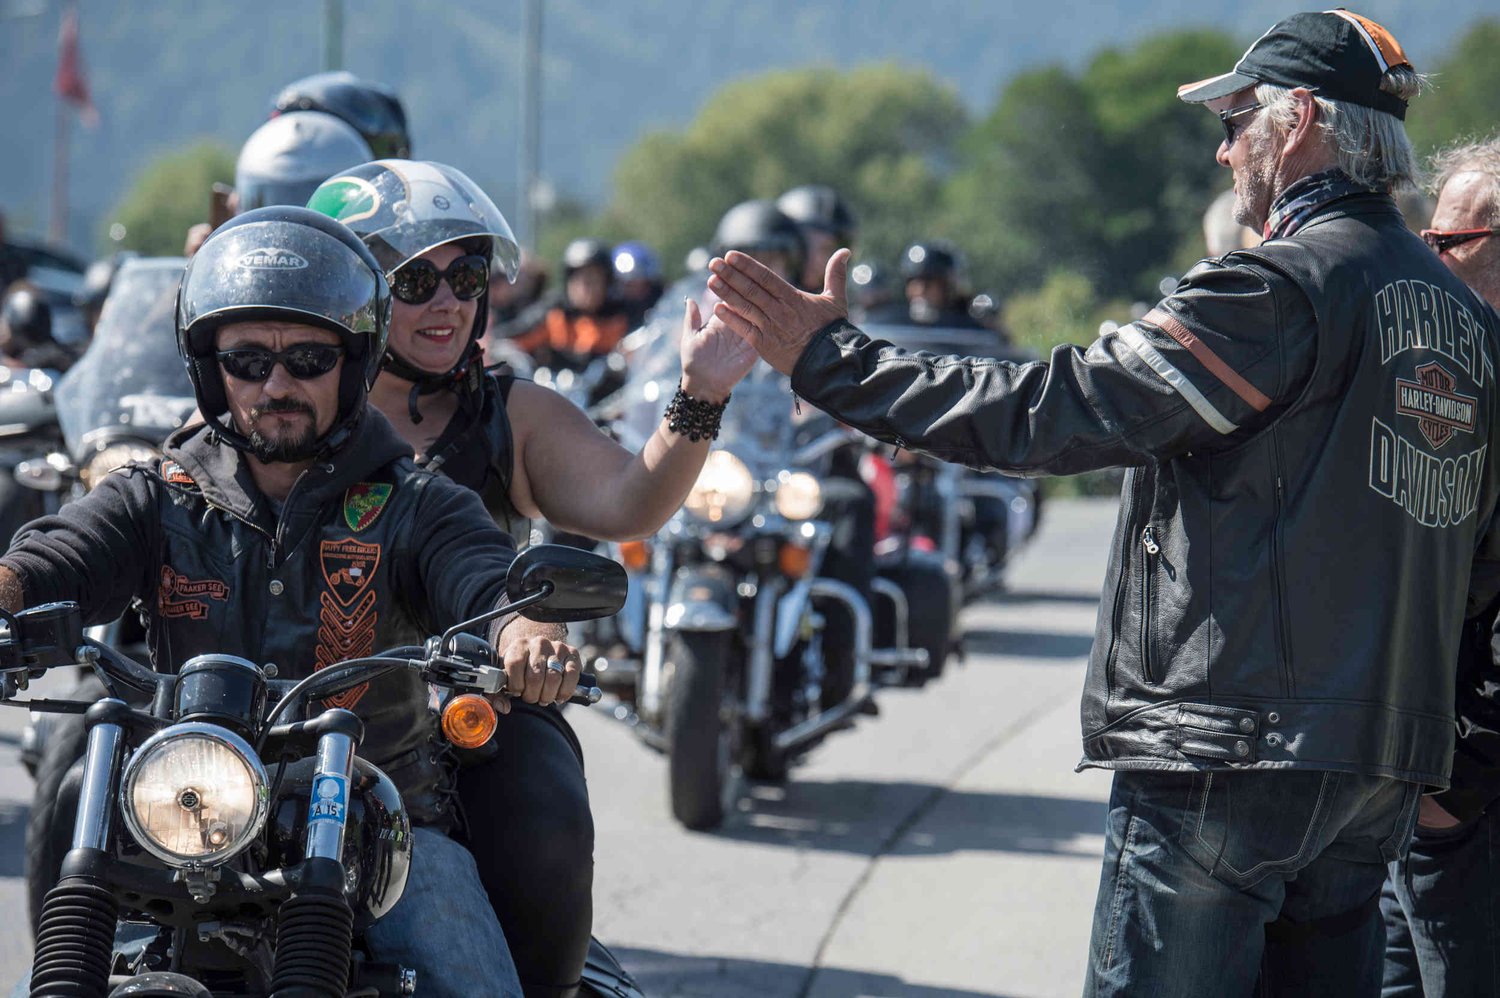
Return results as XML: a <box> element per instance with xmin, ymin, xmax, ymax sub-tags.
<box><xmin>1232</xmin><ymin>124</ymin><xmax>1284</xmax><ymax>232</ymax></box>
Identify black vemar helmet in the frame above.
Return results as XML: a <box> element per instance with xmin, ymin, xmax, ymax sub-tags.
<box><xmin>562</xmin><ymin>238</ymin><xmax>613</xmax><ymax>278</ymax></box>
<box><xmin>307</xmin><ymin>159</ymin><xmax>520</xmax><ymax>390</ymax></box>
<box><xmin>271</xmin><ymin>71</ymin><xmax>411</xmax><ymax>160</ymax></box>
<box><xmin>711</xmin><ymin>199</ymin><xmax>805</xmax><ymax>281</ymax></box>
<box><xmin>899</xmin><ymin>240</ymin><xmax>966</xmax><ymax>283</ymax></box>
<box><xmin>776</xmin><ymin>184</ymin><xmax>858</xmax><ymax>242</ymax></box>
<box><xmin>176</xmin><ymin>206</ymin><xmax>390</xmax><ymax>456</ymax></box>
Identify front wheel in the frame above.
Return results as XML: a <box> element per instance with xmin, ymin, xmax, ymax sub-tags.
<box><xmin>665</xmin><ymin>631</ymin><xmax>735</xmax><ymax>830</ymax></box>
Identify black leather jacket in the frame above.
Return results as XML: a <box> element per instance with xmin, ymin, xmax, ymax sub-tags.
<box><xmin>791</xmin><ymin>192</ymin><xmax>1500</xmax><ymax>788</ymax></box>
<box><xmin>1</xmin><ymin>408</ymin><xmax>520</xmax><ymax>825</ymax></box>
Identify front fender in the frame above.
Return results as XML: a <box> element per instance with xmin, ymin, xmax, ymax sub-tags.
<box><xmin>663</xmin><ymin>568</ymin><xmax>738</xmax><ymax>632</ymax></box>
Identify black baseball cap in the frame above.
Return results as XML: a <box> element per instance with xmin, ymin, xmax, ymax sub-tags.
<box><xmin>1178</xmin><ymin>9</ymin><xmax>1413</xmax><ymax>119</ymax></box>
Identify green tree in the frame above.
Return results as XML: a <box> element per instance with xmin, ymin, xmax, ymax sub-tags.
<box><xmin>601</xmin><ymin>64</ymin><xmax>968</xmax><ymax>278</ymax></box>
<box><xmin>104</xmin><ymin>142</ymin><xmax>234</xmax><ymax>256</ymax></box>
<box><xmin>1406</xmin><ymin>19</ymin><xmax>1500</xmax><ymax>158</ymax></box>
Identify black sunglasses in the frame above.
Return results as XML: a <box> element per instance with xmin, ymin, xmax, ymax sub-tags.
<box><xmin>390</xmin><ymin>254</ymin><xmax>489</xmax><ymax>305</ymax></box>
<box><xmin>1218</xmin><ymin>101</ymin><xmax>1263</xmax><ymax>147</ymax></box>
<box><xmin>216</xmin><ymin>344</ymin><xmax>345</xmax><ymax>382</ymax></box>
<box><xmin>1421</xmin><ymin>227</ymin><xmax>1500</xmax><ymax>254</ymax></box>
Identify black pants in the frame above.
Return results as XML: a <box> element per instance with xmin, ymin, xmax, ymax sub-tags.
<box><xmin>457</xmin><ymin>702</ymin><xmax>594</xmax><ymax>997</ymax></box>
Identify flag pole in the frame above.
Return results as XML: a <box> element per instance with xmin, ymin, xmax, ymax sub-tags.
<box><xmin>49</xmin><ymin>87</ymin><xmax>69</xmax><ymax>246</ymax></box>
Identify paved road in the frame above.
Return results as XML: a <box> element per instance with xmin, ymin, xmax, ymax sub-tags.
<box><xmin>582</xmin><ymin>497</ymin><xmax>1118</xmax><ymax>997</ymax></box>
<box><xmin>0</xmin><ymin>497</ymin><xmax>1119</xmax><ymax>997</ymax></box>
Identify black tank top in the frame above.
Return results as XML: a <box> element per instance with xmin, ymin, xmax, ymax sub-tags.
<box><xmin>415</xmin><ymin>368</ymin><xmax>526</xmax><ymax>537</ymax></box>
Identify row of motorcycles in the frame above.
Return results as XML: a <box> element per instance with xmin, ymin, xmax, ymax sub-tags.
<box><xmin>534</xmin><ymin>294</ymin><xmax>1042</xmax><ymax>831</ymax></box>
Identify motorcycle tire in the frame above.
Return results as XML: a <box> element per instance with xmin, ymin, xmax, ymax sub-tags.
<box><xmin>578</xmin><ymin>936</ymin><xmax>646</xmax><ymax>997</ymax></box>
<box><xmin>876</xmin><ymin>557</ymin><xmax>958</xmax><ymax>685</ymax></box>
<box><xmin>26</xmin><ymin>673</ymin><xmax>107</xmax><ymax>935</ymax></box>
<box><xmin>665</xmin><ymin>631</ymin><xmax>733</xmax><ymax>831</ymax></box>
<box><xmin>743</xmin><ymin>721</ymin><xmax>788</xmax><ymax>783</ymax></box>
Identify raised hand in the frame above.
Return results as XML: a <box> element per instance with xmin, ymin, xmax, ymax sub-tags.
<box><xmin>707</xmin><ymin>248</ymin><xmax>852</xmax><ymax>375</ymax></box>
<box><xmin>680</xmin><ymin>296</ymin><xmax>758</xmax><ymax>402</ymax></box>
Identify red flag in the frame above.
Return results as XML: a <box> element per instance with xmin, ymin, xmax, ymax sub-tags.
<box><xmin>53</xmin><ymin>4</ymin><xmax>99</xmax><ymax>127</ymax></box>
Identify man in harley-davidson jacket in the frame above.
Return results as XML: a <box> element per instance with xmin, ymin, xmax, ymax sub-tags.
<box><xmin>0</xmin><ymin>207</ymin><xmax>569</xmax><ymax>998</ymax></box>
<box><xmin>707</xmin><ymin>12</ymin><xmax>1500</xmax><ymax>996</ymax></box>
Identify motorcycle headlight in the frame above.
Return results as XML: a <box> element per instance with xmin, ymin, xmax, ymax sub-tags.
<box><xmin>774</xmin><ymin>471</ymin><xmax>823</xmax><ymax>520</ymax></box>
<box><xmin>685</xmin><ymin>451</ymin><xmax>755</xmax><ymax>524</ymax></box>
<box><xmin>120</xmin><ymin>723</ymin><xmax>268</xmax><ymax>867</ymax></box>
<box><xmin>82</xmin><ymin>443</ymin><xmax>162</xmax><ymax>491</ymax></box>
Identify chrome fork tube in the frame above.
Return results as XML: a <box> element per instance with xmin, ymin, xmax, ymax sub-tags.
<box><xmin>304</xmin><ymin>731</ymin><xmax>356</xmax><ymax>861</ymax></box>
<box><xmin>71</xmin><ymin>704</ymin><xmax>127</xmax><ymax>852</ymax></box>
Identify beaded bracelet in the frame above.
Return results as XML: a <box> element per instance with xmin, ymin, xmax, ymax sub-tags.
<box><xmin>664</xmin><ymin>382</ymin><xmax>730</xmax><ymax>442</ymax></box>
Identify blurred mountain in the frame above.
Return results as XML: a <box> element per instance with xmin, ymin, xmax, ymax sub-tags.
<box><xmin>1</xmin><ymin>0</ymin><xmax>1492</xmax><ymax>253</ymax></box>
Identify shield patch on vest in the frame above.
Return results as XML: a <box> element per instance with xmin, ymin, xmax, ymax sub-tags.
<box><xmin>344</xmin><ymin>483</ymin><xmax>393</xmax><ymax>532</ymax></box>
<box><xmin>320</xmin><ymin>538</ymin><xmax>381</xmax><ymax>608</ymax></box>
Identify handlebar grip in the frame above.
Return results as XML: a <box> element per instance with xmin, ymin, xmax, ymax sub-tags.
<box><xmin>569</xmin><ymin>672</ymin><xmax>601</xmax><ymax>706</ymax></box>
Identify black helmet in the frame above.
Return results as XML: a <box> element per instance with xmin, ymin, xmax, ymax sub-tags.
<box><xmin>0</xmin><ymin>287</ymin><xmax>54</xmax><ymax>355</ymax></box>
<box><xmin>711</xmin><ymin>200</ymin><xmax>805</xmax><ymax>281</ymax></box>
<box><xmin>271</xmin><ymin>71</ymin><xmax>411</xmax><ymax>160</ymax></box>
<box><xmin>175</xmin><ymin>206</ymin><xmax>390</xmax><ymax>457</ymax></box>
<box><xmin>899</xmin><ymin>240</ymin><xmax>966</xmax><ymax>283</ymax></box>
<box><xmin>776</xmin><ymin>184</ymin><xmax>858</xmax><ymax>242</ymax></box>
<box><xmin>236</xmin><ymin>111</ymin><xmax>374</xmax><ymax>214</ymax></box>
<box><xmin>562</xmin><ymin>238</ymin><xmax>613</xmax><ymax>278</ymax></box>
<box><xmin>307</xmin><ymin>159</ymin><xmax>520</xmax><ymax>397</ymax></box>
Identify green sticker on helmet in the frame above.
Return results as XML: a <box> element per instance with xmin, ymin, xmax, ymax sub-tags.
<box><xmin>307</xmin><ymin>176</ymin><xmax>382</xmax><ymax>225</ymax></box>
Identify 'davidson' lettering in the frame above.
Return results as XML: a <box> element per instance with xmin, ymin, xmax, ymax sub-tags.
<box><xmin>1376</xmin><ymin>279</ymin><xmax>1494</xmax><ymax>387</ymax></box>
<box><xmin>1369</xmin><ymin>417</ymin><xmax>1487</xmax><ymax>528</ymax></box>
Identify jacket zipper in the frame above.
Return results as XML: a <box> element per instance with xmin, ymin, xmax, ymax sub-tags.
<box><xmin>1268</xmin><ymin>431</ymin><xmax>1294</xmax><ymax>697</ymax></box>
<box><xmin>1140</xmin><ymin>525</ymin><xmax>1159</xmax><ymax>684</ymax></box>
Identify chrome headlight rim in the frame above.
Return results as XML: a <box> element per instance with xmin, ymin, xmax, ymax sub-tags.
<box><xmin>774</xmin><ymin>470</ymin><xmax>823</xmax><ymax>520</ymax></box>
<box><xmin>81</xmin><ymin>442</ymin><xmax>163</xmax><ymax>491</ymax></box>
<box><xmin>684</xmin><ymin>450</ymin><xmax>756</xmax><ymax>526</ymax></box>
<box><xmin>119</xmin><ymin>722</ymin><xmax>269</xmax><ymax>868</ymax></box>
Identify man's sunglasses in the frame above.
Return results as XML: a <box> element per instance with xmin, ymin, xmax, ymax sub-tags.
<box><xmin>216</xmin><ymin>344</ymin><xmax>345</xmax><ymax>382</ymax></box>
<box><xmin>390</xmin><ymin>254</ymin><xmax>489</xmax><ymax>305</ymax></box>
<box><xmin>1218</xmin><ymin>101</ymin><xmax>1262</xmax><ymax>147</ymax></box>
<box><xmin>1420</xmin><ymin>227</ymin><xmax>1500</xmax><ymax>254</ymax></box>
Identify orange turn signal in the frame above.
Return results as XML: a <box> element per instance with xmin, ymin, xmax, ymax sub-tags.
<box><xmin>619</xmin><ymin>539</ymin><xmax>651</xmax><ymax>572</ymax></box>
<box><xmin>778</xmin><ymin>542</ymin><xmax>812</xmax><ymax>579</ymax></box>
<box><xmin>441</xmin><ymin>694</ymin><xmax>498</xmax><ymax>749</ymax></box>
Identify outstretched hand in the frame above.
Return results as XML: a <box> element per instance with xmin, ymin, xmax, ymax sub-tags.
<box><xmin>679</xmin><ymin>296</ymin><xmax>758</xmax><ymax>403</ymax></box>
<box><xmin>707</xmin><ymin>249</ymin><xmax>852</xmax><ymax>376</ymax></box>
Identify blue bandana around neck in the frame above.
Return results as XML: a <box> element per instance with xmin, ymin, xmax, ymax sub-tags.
<box><xmin>1262</xmin><ymin>169</ymin><xmax>1375</xmax><ymax>241</ymax></box>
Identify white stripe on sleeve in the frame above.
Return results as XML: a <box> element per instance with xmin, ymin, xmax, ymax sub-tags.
<box><xmin>1118</xmin><ymin>324</ymin><xmax>1239</xmax><ymax>435</ymax></box>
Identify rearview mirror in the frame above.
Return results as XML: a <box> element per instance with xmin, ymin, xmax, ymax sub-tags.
<box><xmin>505</xmin><ymin>544</ymin><xmax>627</xmax><ymax>623</ymax></box>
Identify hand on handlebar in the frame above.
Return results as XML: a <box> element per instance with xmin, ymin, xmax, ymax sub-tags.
<box><xmin>495</xmin><ymin>634</ymin><xmax>584</xmax><ymax>712</ymax></box>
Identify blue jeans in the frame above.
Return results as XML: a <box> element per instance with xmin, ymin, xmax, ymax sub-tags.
<box><xmin>11</xmin><ymin>828</ymin><xmax>519</xmax><ymax>998</ymax></box>
<box><xmin>366</xmin><ymin>825</ymin><xmax>522</xmax><ymax>998</ymax></box>
<box><xmin>1086</xmin><ymin>769</ymin><xmax>1420</xmax><ymax>998</ymax></box>
<box><xmin>1380</xmin><ymin>807</ymin><xmax>1500</xmax><ymax>996</ymax></box>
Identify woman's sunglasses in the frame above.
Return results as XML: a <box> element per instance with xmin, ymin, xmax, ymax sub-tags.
<box><xmin>1217</xmin><ymin>101</ymin><xmax>1263</xmax><ymax>147</ymax></box>
<box><xmin>1421</xmin><ymin>227</ymin><xmax>1500</xmax><ymax>254</ymax></box>
<box><xmin>390</xmin><ymin>254</ymin><xmax>490</xmax><ymax>305</ymax></box>
<box><xmin>216</xmin><ymin>344</ymin><xmax>345</xmax><ymax>382</ymax></box>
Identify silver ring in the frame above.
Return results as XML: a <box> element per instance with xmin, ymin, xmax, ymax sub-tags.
<box><xmin>546</xmin><ymin>657</ymin><xmax>565</xmax><ymax>675</ymax></box>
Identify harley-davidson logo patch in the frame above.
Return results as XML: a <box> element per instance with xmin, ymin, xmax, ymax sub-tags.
<box><xmin>158</xmin><ymin>567</ymin><xmax>228</xmax><ymax>619</ymax></box>
<box><xmin>1396</xmin><ymin>362</ymin><xmax>1477</xmax><ymax>450</ymax></box>
<box><xmin>343</xmin><ymin>483</ymin><xmax>393</xmax><ymax>532</ymax></box>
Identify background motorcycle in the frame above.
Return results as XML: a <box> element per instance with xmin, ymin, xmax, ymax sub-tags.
<box><xmin>11</xmin><ymin>544</ymin><xmax>643</xmax><ymax>998</ymax></box>
<box><xmin>589</xmin><ymin>307</ymin><xmax>931</xmax><ymax>830</ymax></box>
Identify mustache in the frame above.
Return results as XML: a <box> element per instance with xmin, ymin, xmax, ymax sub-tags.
<box><xmin>249</xmin><ymin>399</ymin><xmax>315</xmax><ymax>420</ymax></box>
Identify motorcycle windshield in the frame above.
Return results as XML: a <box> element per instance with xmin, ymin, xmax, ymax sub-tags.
<box><xmin>611</xmin><ymin>274</ymin><xmax>796</xmax><ymax>464</ymax></box>
<box><xmin>56</xmin><ymin>257</ymin><xmax>198</xmax><ymax>457</ymax></box>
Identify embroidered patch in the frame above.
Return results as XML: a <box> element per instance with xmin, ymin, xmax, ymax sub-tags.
<box><xmin>315</xmin><ymin>538</ymin><xmax>383</xmax><ymax>709</ymax></box>
<box><xmin>343</xmin><ymin>483</ymin><xmax>393</xmax><ymax>532</ymax></box>
<box><xmin>158</xmin><ymin>567</ymin><xmax>228</xmax><ymax>619</ymax></box>
<box><xmin>160</xmin><ymin>460</ymin><xmax>197</xmax><ymax>488</ymax></box>
<box><xmin>1395</xmin><ymin>362</ymin><xmax>1477</xmax><ymax>451</ymax></box>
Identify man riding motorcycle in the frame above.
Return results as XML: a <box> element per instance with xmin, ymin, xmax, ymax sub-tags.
<box><xmin>2</xmin><ymin>207</ymin><xmax>577</xmax><ymax>998</ymax></box>
<box><xmin>272</xmin><ymin>70</ymin><xmax>413</xmax><ymax>160</ymax></box>
<box><xmin>776</xmin><ymin>184</ymin><xmax>858</xmax><ymax>294</ymax></box>
<box><xmin>505</xmin><ymin>238</ymin><xmax>635</xmax><ymax>371</ymax></box>
<box><xmin>309</xmin><ymin>159</ymin><xmax>754</xmax><ymax>995</ymax></box>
